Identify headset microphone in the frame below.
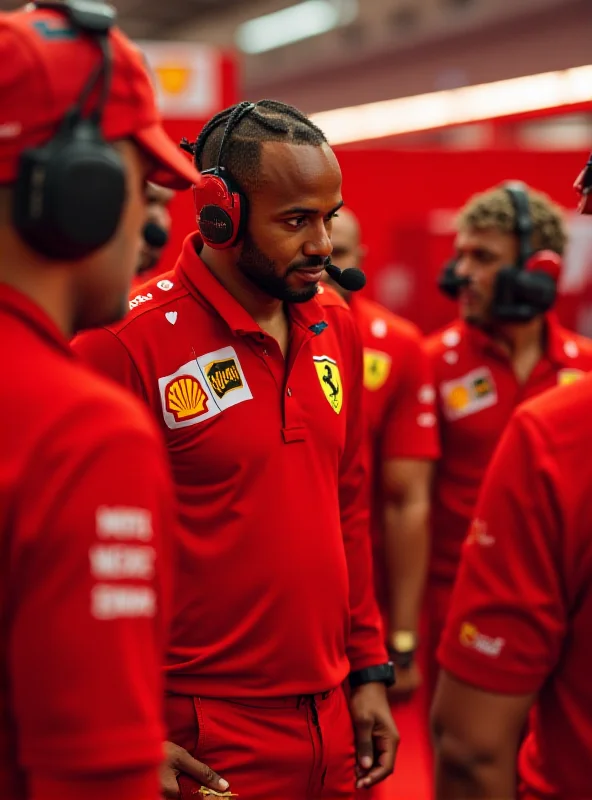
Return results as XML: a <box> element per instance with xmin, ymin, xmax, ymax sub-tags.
<box><xmin>142</xmin><ymin>221</ymin><xmax>168</xmax><ymax>249</ymax></box>
<box><xmin>324</xmin><ymin>261</ymin><xmax>366</xmax><ymax>292</ymax></box>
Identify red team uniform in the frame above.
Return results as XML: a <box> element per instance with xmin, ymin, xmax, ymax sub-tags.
<box><xmin>0</xmin><ymin>287</ymin><xmax>173</xmax><ymax>800</ymax></box>
<box><xmin>439</xmin><ymin>372</ymin><xmax>592</xmax><ymax>799</ymax></box>
<box><xmin>73</xmin><ymin>233</ymin><xmax>387</xmax><ymax>798</ymax></box>
<box><xmin>425</xmin><ymin>313</ymin><xmax>592</xmax><ymax>684</ymax></box>
<box><xmin>348</xmin><ymin>293</ymin><xmax>439</xmax><ymax>618</ymax></box>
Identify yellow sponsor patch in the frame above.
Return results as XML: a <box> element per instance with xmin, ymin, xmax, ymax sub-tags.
<box><xmin>440</xmin><ymin>367</ymin><xmax>498</xmax><ymax>421</ymax></box>
<box><xmin>313</xmin><ymin>355</ymin><xmax>343</xmax><ymax>414</ymax></box>
<box><xmin>363</xmin><ymin>349</ymin><xmax>392</xmax><ymax>392</ymax></box>
<box><xmin>558</xmin><ymin>368</ymin><xmax>584</xmax><ymax>386</ymax></box>
<box><xmin>205</xmin><ymin>357</ymin><xmax>244</xmax><ymax>399</ymax></box>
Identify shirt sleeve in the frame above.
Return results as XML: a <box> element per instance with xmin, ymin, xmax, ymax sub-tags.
<box><xmin>437</xmin><ymin>408</ymin><xmax>566</xmax><ymax>695</ymax></box>
<box><xmin>339</xmin><ymin>314</ymin><xmax>388</xmax><ymax>671</ymax></box>
<box><xmin>72</xmin><ymin>328</ymin><xmax>146</xmax><ymax>399</ymax></box>
<box><xmin>10</xmin><ymin>409</ymin><xmax>174</xmax><ymax>800</ymax></box>
<box><xmin>380</xmin><ymin>334</ymin><xmax>440</xmax><ymax>461</ymax></box>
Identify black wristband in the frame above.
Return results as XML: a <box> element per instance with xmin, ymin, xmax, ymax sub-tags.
<box><xmin>349</xmin><ymin>662</ymin><xmax>396</xmax><ymax>689</ymax></box>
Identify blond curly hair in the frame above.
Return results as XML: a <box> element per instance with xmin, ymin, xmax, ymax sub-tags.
<box><xmin>456</xmin><ymin>183</ymin><xmax>567</xmax><ymax>255</ymax></box>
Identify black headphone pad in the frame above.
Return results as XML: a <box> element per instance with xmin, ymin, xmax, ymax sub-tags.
<box><xmin>14</xmin><ymin>120</ymin><xmax>126</xmax><ymax>260</ymax></box>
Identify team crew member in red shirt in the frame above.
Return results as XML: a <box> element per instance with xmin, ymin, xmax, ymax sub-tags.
<box><xmin>0</xmin><ymin>3</ymin><xmax>203</xmax><ymax>799</ymax></box>
<box><xmin>324</xmin><ymin>208</ymin><xmax>439</xmax><ymax>695</ymax></box>
<box><xmin>430</xmin><ymin>161</ymin><xmax>592</xmax><ymax>800</ymax></box>
<box><xmin>74</xmin><ymin>100</ymin><xmax>398</xmax><ymax>800</ymax></box>
<box><xmin>425</xmin><ymin>181</ymin><xmax>592</xmax><ymax>695</ymax></box>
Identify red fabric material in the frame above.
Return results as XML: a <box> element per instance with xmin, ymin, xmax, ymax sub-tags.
<box><xmin>0</xmin><ymin>8</ymin><xmax>201</xmax><ymax>188</ymax></box>
<box><xmin>346</xmin><ymin>293</ymin><xmax>440</xmax><ymax>616</ymax></box>
<box><xmin>439</xmin><ymin>375</ymin><xmax>592</xmax><ymax>798</ymax></box>
<box><xmin>165</xmin><ymin>689</ymin><xmax>356</xmax><ymax>800</ymax></box>
<box><xmin>0</xmin><ymin>286</ymin><xmax>172</xmax><ymax>799</ymax></box>
<box><xmin>426</xmin><ymin>315</ymin><xmax>592</xmax><ymax>585</ymax></box>
<box><xmin>29</xmin><ymin>770</ymin><xmax>160</xmax><ymax>800</ymax></box>
<box><xmin>73</xmin><ymin>234</ymin><xmax>386</xmax><ymax>698</ymax></box>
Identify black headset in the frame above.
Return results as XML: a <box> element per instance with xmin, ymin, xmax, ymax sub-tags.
<box><xmin>13</xmin><ymin>1</ymin><xmax>126</xmax><ymax>260</ymax></box>
<box><xmin>438</xmin><ymin>181</ymin><xmax>562</xmax><ymax>323</ymax></box>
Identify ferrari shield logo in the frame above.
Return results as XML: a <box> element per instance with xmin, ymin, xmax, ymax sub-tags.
<box><xmin>363</xmin><ymin>349</ymin><xmax>392</xmax><ymax>392</ymax></box>
<box><xmin>313</xmin><ymin>355</ymin><xmax>343</xmax><ymax>414</ymax></box>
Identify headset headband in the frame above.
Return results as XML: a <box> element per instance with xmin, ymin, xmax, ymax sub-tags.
<box><xmin>33</xmin><ymin>1</ymin><xmax>115</xmax><ymax>129</ymax></box>
<box><xmin>209</xmin><ymin>101</ymin><xmax>257</xmax><ymax>177</ymax></box>
<box><xmin>503</xmin><ymin>181</ymin><xmax>533</xmax><ymax>269</ymax></box>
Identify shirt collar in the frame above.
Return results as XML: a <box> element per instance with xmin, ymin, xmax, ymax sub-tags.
<box><xmin>463</xmin><ymin>311</ymin><xmax>570</xmax><ymax>365</ymax></box>
<box><xmin>175</xmin><ymin>233</ymin><xmax>328</xmax><ymax>336</ymax></box>
<box><xmin>0</xmin><ymin>283</ymin><xmax>73</xmax><ymax>356</ymax></box>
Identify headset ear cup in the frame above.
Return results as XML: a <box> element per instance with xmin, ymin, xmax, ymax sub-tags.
<box><xmin>13</xmin><ymin>121</ymin><xmax>126</xmax><ymax>260</ymax></box>
<box><xmin>194</xmin><ymin>172</ymin><xmax>245</xmax><ymax>250</ymax></box>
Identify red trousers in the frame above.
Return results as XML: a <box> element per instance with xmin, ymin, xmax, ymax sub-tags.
<box><xmin>165</xmin><ymin>688</ymin><xmax>356</xmax><ymax>800</ymax></box>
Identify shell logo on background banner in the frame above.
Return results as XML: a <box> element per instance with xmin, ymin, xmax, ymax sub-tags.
<box><xmin>137</xmin><ymin>42</ymin><xmax>221</xmax><ymax>116</ymax></box>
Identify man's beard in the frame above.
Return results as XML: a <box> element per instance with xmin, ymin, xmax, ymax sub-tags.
<box><xmin>237</xmin><ymin>231</ymin><xmax>321</xmax><ymax>304</ymax></box>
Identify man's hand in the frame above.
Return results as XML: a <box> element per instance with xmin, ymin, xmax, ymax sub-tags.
<box><xmin>161</xmin><ymin>741</ymin><xmax>230</xmax><ymax>798</ymax></box>
<box><xmin>349</xmin><ymin>682</ymin><xmax>400</xmax><ymax>790</ymax></box>
<box><xmin>388</xmin><ymin>662</ymin><xmax>422</xmax><ymax>702</ymax></box>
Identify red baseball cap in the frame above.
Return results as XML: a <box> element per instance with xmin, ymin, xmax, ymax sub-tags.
<box><xmin>0</xmin><ymin>5</ymin><xmax>202</xmax><ymax>190</ymax></box>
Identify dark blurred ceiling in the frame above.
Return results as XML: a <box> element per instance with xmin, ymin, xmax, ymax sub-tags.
<box><xmin>0</xmin><ymin>0</ymin><xmax>243</xmax><ymax>38</ymax></box>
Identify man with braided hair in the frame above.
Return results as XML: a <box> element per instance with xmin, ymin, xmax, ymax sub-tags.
<box><xmin>425</xmin><ymin>182</ymin><xmax>592</xmax><ymax>698</ymax></box>
<box><xmin>73</xmin><ymin>100</ymin><xmax>398</xmax><ymax>800</ymax></box>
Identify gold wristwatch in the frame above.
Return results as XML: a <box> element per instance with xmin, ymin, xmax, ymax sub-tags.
<box><xmin>389</xmin><ymin>631</ymin><xmax>418</xmax><ymax>669</ymax></box>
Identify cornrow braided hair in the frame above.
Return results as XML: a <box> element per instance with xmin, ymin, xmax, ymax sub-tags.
<box><xmin>457</xmin><ymin>183</ymin><xmax>567</xmax><ymax>256</ymax></box>
<box><xmin>180</xmin><ymin>99</ymin><xmax>328</xmax><ymax>195</ymax></box>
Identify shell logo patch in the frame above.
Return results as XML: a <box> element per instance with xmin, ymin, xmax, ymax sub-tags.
<box><xmin>158</xmin><ymin>347</ymin><xmax>252</xmax><ymax>430</ymax></box>
<box><xmin>558</xmin><ymin>368</ymin><xmax>584</xmax><ymax>386</ymax></box>
<box><xmin>440</xmin><ymin>367</ymin><xmax>498</xmax><ymax>421</ymax></box>
<box><xmin>363</xmin><ymin>349</ymin><xmax>392</xmax><ymax>392</ymax></box>
<box><xmin>165</xmin><ymin>376</ymin><xmax>209</xmax><ymax>422</ymax></box>
<box><xmin>313</xmin><ymin>355</ymin><xmax>343</xmax><ymax>414</ymax></box>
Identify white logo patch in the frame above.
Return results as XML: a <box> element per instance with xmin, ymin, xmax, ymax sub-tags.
<box><xmin>370</xmin><ymin>318</ymin><xmax>388</xmax><ymax>339</ymax></box>
<box><xmin>442</xmin><ymin>329</ymin><xmax>461</xmax><ymax>347</ymax></box>
<box><xmin>158</xmin><ymin>346</ymin><xmax>252</xmax><ymax>430</ymax></box>
<box><xmin>440</xmin><ymin>367</ymin><xmax>498</xmax><ymax>421</ymax></box>
<box><xmin>418</xmin><ymin>384</ymin><xmax>436</xmax><ymax>404</ymax></box>
<box><xmin>157</xmin><ymin>279</ymin><xmax>174</xmax><ymax>291</ymax></box>
<box><xmin>165</xmin><ymin>311</ymin><xmax>177</xmax><ymax>325</ymax></box>
<box><xmin>129</xmin><ymin>292</ymin><xmax>152</xmax><ymax>309</ymax></box>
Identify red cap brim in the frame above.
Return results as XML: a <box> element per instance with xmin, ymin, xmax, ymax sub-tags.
<box><xmin>134</xmin><ymin>124</ymin><xmax>202</xmax><ymax>190</ymax></box>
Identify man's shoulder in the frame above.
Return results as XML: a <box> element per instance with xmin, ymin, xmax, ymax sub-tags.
<box><xmin>557</xmin><ymin>327</ymin><xmax>592</xmax><ymax>365</ymax></box>
<box><xmin>4</xmin><ymin>341</ymin><xmax>159</xmax><ymax>463</ymax></box>
<box><xmin>354</xmin><ymin>296</ymin><xmax>422</xmax><ymax>346</ymax></box>
<box><xmin>315</xmin><ymin>283</ymin><xmax>350</xmax><ymax>312</ymax></box>
<box><xmin>517</xmin><ymin>371</ymin><xmax>592</xmax><ymax>447</ymax></box>
<box><xmin>108</xmin><ymin>270</ymin><xmax>190</xmax><ymax>339</ymax></box>
<box><xmin>425</xmin><ymin>320</ymin><xmax>465</xmax><ymax>357</ymax></box>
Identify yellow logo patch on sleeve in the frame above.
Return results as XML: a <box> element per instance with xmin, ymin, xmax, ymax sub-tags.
<box><xmin>558</xmin><ymin>368</ymin><xmax>584</xmax><ymax>386</ymax></box>
<box><xmin>363</xmin><ymin>349</ymin><xmax>392</xmax><ymax>392</ymax></box>
<box><xmin>313</xmin><ymin>355</ymin><xmax>343</xmax><ymax>414</ymax></box>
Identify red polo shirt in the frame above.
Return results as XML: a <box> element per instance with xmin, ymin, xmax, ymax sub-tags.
<box><xmin>73</xmin><ymin>233</ymin><xmax>387</xmax><ymax>699</ymax></box>
<box><xmin>346</xmin><ymin>294</ymin><xmax>439</xmax><ymax>611</ymax></box>
<box><xmin>426</xmin><ymin>315</ymin><xmax>592</xmax><ymax>585</ymax></box>
<box><xmin>439</xmin><ymin>375</ymin><xmax>592</xmax><ymax>799</ymax></box>
<box><xmin>0</xmin><ymin>286</ymin><xmax>173</xmax><ymax>800</ymax></box>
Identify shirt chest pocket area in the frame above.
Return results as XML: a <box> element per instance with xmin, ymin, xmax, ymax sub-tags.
<box><xmin>286</xmin><ymin>354</ymin><xmax>348</xmax><ymax>455</ymax></box>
